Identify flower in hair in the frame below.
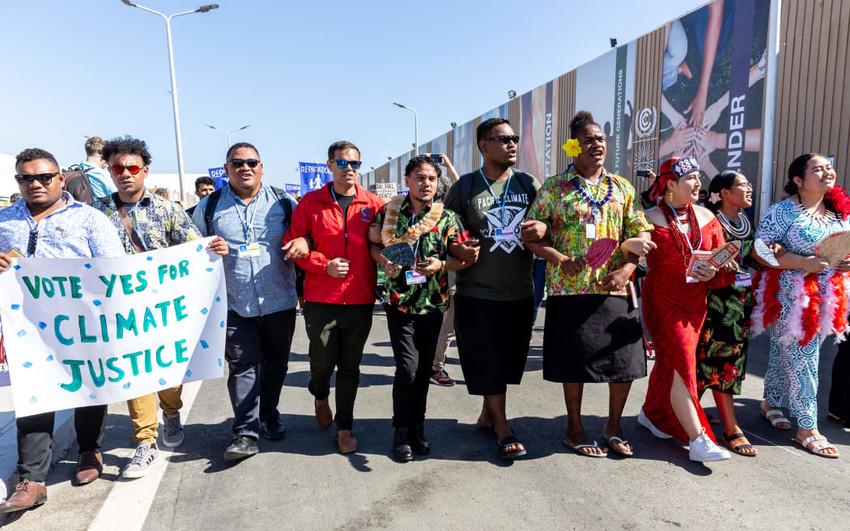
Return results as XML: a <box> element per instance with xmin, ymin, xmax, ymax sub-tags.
<box><xmin>562</xmin><ymin>138</ymin><xmax>582</xmax><ymax>158</ymax></box>
<box><xmin>708</xmin><ymin>192</ymin><xmax>721</xmax><ymax>204</ymax></box>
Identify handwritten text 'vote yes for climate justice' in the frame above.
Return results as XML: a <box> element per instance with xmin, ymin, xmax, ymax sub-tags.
<box><xmin>19</xmin><ymin>260</ymin><xmax>194</xmax><ymax>393</ymax></box>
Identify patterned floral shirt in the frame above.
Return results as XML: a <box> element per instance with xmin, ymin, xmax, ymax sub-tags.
<box><xmin>92</xmin><ymin>190</ymin><xmax>201</xmax><ymax>255</ymax></box>
<box><xmin>375</xmin><ymin>196</ymin><xmax>463</xmax><ymax>315</ymax></box>
<box><xmin>527</xmin><ymin>166</ymin><xmax>653</xmax><ymax>296</ymax></box>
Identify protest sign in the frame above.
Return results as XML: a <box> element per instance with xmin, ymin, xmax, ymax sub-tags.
<box><xmin>0</xmin><ymin>238</ymin><xmax>226</xmax><ymax>417</ymax></box>
<box><xmin>299</xmin><ymin>162</ymin><xmax>332</xmax><ymax>196</ymax></box>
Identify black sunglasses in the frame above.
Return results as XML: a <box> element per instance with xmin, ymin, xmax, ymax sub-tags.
<box><xmin>27</xmin><ymin>228</ymin><xmax>38</xmax><ymax>256</ymax></box>
<box><xmin>335</xmin><ymin>159</ymin><xmax>362</xmax><ymax>170</ymax></box>
<box><xmin>15</xmin><ymin>172</ymin><xmax>59</xmax><ymax>186</ymax></box>
<box><xmin>229</xmin><ymin>159</ymin><xmax>260</xmax><ymax>169</ymax></box>
<box><xmin>486</xmin><ymin>135</ymin><xmax>520</xmax><ymax>145</ymax></box>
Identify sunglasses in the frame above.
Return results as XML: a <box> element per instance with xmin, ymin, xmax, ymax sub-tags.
<box><xmin>486</xmin><ymin>135</ymin><xmax>520</xmax><ymax>145</ymax></box>
<box><xmin>111</xmin><ymin>165</ymin><xmax>144</xmax><ymax>175</ymax></box>
<box><xmin>27</xmin><ymin>228</ymin><xmax>38</xmax><ymax>257</ymax></box>
<box><xmin>229</xmin><ymin>158</ymin><xmax>260</xmax><ymax>169</ymax></box>
<box><xmin>335</xmin><ymin>159</ymin><xmax>362</xmax><ymax>170</ymax></box>
<box><xmin>15</xmin><ymin>172</ymin><xmax>59</xmax><ymax>186</ymax></box>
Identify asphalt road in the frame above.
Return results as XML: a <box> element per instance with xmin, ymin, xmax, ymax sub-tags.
<box><xmin>2</xmin><ymin>306</ymin><xmax>849</xmax><ymax>530</ymax></box>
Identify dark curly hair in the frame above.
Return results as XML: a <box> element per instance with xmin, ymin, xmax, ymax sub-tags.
<box><xmin>15</xmin><ymin>147</ymin><xmax>59</xmax><ymax>170</ymax></box>
<box><xmin>569</xmin><ymin>110</ymin><xmax>599</xmax><ymax>139</ymax></box>
<box><xmin>706</xmin><ymin>170</ymin><xmax>742</xmax><ymax>212</ymax></box>
<box><xmin>102</xmin><ymin>136</ymin><xmax>152</xmax><ymax>166</ymax></box>
<box><xmin>404</xmin><ymin>155</ymin><xmax>442</xmax><ymax>179</ymax></box>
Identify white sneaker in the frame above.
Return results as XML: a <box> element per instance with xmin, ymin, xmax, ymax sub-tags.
<box><xmin>638</xmin><ymin>407</ymin><xmax>672</xmax><ymax>439</ymax></box>
<box><xmin>689</xmin><ymin>429</ymin><xmax>731</xmax><ymax>462</ymax></box>
<box><xmin>161</xmin><ymin>412</ymin><xmax>184</xmax><ymax>448</ymax></box>
<box><xmin>122</xmin><ymin>442</ymin><xmax>160</xmax><ymax>479</ymax></box>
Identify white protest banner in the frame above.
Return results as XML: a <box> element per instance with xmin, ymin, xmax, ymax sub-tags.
<box><xmin>0</xmin><ymin>237</ymin><xmax>226</xmax><ymax>417</ymax></box>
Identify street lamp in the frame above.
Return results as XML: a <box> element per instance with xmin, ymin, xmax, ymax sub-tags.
<box><xmin>205</xmin><ymin>124</ymin><xmax>250</xmax><ymax>151</ymax></box>
<box><xmin>120</xmin><ymin>0</ymin><xmax>219</xmax><ymax>199</ymax></box>
<box><xmin>393</xmin><ymin>102</ymin><xmax>419</xmax><ymax>156</ymax></box>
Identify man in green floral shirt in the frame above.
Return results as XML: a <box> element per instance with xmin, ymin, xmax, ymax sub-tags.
<box><xmin>369</xmin><ymin>155</ymin><xmax>475</xmax><ymax>462</ymax></box>
<box><xmin>93</xmin><ymin>136</ymin><xmax>228</xmax><ymax>479</ymax></box>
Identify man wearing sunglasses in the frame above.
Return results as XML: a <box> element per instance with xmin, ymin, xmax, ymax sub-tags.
<box><xmin>192</xmin><ymin>142</ymin><xmax>302</xmax><ymax>462</ymax></box>
<box><xmin>443</xmin><ymin>118</ymin><xmax>547</xmax><ymax>460</ymax></box>
<box><xmin>0</xmin><ymin>148</ymin><xmax>125</xmax><ymax>514</ymax></box>
<box><xmin>92</xmin><ymin>136</ymin><xmax>228</xmax><ymax>479</ymax></box>
<box><xmin>284</xmin><ymin>140</ymin><xmax>384</xmax><ymax>454</ymax></box>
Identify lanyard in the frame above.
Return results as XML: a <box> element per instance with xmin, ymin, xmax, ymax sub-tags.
<box><xmin>231</xmin><ymin>189</ymin><xmax>259</xmax><ymax>240</ymax></box>
<box><xmin>479</xmin><ymin>169</ymin><xmax>513</xmax><ymax>226</ymax></box>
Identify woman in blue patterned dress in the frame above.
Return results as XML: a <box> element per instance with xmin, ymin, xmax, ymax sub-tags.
<box><xmin>754</xmin><ymin>153</ymin><xmax>850</xmax><ymax>458</ymax></box>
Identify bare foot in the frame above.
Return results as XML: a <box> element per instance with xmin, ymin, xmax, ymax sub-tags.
<box><xmin>603</xmin><ymin>423</ymin><xmax>633</xmax><ymax>455</ymax></box>
<box><xmin>564</xmin><ymin>427</ymin><xmax>606</xmax><ymax>457</ymax></box>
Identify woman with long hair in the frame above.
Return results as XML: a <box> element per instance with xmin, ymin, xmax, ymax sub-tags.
<box><xmin>753</xmin><ymin>153</ymin><xmax>850</xmax><ymax>458</ymax></box>
<box><xmin>638</xmin><ymin>156</ymin><xmax>733</xmax><ymax>462</ymax></box>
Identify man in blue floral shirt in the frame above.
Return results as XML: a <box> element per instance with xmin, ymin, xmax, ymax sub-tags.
<box><xmin>92</xmin><ymin>136</ymin><xmax>227</xmax><ymax>480</ymax></box>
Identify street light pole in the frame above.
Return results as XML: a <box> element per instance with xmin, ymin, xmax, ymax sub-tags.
<box><xmin>393</xmin><ymin>102</ymin><xmax>418</xmax><ymax>156</ymax></box>
<box><xmin>120</xmin><ymin>1</ymin><xmax>219</xmax><ymax>200</ymax></box>
<box><xmin>205</xmin><ymin>124</ymin><xmax>250</xmax><ymax>152</ymax></box>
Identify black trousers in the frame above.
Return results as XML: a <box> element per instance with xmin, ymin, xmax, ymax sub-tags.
<box><xmin>16</xmin><ymin>405</ymin><xmax>107</xmax><ymax>482</ymax></box>
<box><xmin>385</xmin><ymin>306</ymin><xmax>442</xmax><ymax>428</ymax></box>
<box><xmin>830</xmin><ymin>339</ymin><xmax>850</xmax><ymax>421</ymax></box>
<box><xmin>224</xmin><ymin>309</ymin><xmax>296</xmax><ymax>439</ymax></box>
<box><xmin>303</xmin><ymin>302</ymin><xmax>373</xmax><ymax>431</ymax></box>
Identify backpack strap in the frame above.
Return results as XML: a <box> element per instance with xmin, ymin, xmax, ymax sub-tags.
<box><xmin>513</xmin><ymin>171</ymin><xmax>538</xmax><ymax>202</ymax></box>
<box><xmin>270</xmin><ymin>186</ymin><xmax>292</xmax><ymax>226</ymax></box>
<box><xmin>459</xmin><ymin>173</ymin><xmax>474</xmax><ymax>212</ymax></box>
<box><xmin>204</xmin><ymin>189</ymin><xmax>224</xmax><ymax>236</ymax></box>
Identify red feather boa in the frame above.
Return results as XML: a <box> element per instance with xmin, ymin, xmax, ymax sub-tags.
<box><xmin>800</xmin><ymin>273</ymin><xmax>823</xmax><ymax>346</ymax></box>
<box><xmin>831</xmin><ymin>273</ymin><xmax>849</xmax><ymax>335</ymax></box>
<box><xmin>762</xmin><ymin>269</ymin><xmax>782</xmax><ymax>328</ymax></box>
<box><xmin>825</xmin><ymin>186</ymin><xmax>850</xmax><ymax>220</ymax></box>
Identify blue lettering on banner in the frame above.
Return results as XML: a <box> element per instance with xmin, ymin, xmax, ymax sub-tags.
<box><xmin>725</xmin><ymin>0</ymin><xmax>756</xmax><ymax>170</ymax></box>
<box><xmin>299</xmin><ymin>162</ymin><xmax>333</xmax><ymax>196</ymax></box>
<box><xmin>208</xmin><ymin>167</ymin><xmax>228</xmax><ymax>190</ymax></box>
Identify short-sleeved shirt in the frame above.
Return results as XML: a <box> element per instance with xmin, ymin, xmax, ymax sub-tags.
<box><xmin>78</xmin><ymin>162</ymin><xmax>117</xmax><ymax>200</ymax></box>
<box><xmin>527</xmin><ymin>166</ymin><xmax>653</xmax><ymax>296</ymax></box>
<box><xmin>192</xmin><ymin>185</ymin><xmax>298</xmax><ymax>318</ymax></box>
<box><xmin>374</xmin><ymin>195</ymin><xmax>462</xmax><ymax>315</ymax></box>
<box><xmin>444</xmin><ymin>169</ymin><xmax>540</xmax><ymax>302</ymax></box>
<box><xmin>0</xmin><ymin>192</ymin><xmax>125</xmax><ymax>258</ymax></box>
<box><xmin>92</xmin><ymin>190</ymin><xmax>200</xmax><ymax>255</ymax></box>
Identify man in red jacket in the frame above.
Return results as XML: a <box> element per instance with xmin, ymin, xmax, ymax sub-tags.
<box><xmin>284</xmin><ymin>140</ymin><xmax>384</xmax><ymax>454</ymax></box>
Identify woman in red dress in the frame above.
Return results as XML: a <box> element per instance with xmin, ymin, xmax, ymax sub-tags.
<box><xmin>639</xmin><ymin>156</ymin><xmax>733</xmax><ymax>462</ymax></box>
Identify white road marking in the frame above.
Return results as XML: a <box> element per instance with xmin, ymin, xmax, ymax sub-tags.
<box><xmin>88</xmin><ymin>381</ymin><xmax>203</xmax><ymax>531</ymax></box>
<box><xmin>745</xmin><ymin>430</ymin><xmax>803</xmax><ymax>457</ymax></box>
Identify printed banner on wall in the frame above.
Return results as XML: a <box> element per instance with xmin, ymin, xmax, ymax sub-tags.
<box><xmin>518</xmin><ymin>81</ymin><xmax>558</xmax><ymax>181</ymax></box>
<box><xmin>0</xmin><ymin>238</ymin><xmax>227</xmax><ymax>417</ymax></box>
<box><xmin>658</xmin><ymin>0</ymin><xmax>768</xmax><ymax>190</ymax></box>
<box><xmin>575</xmin><ymin>43</ymin><xmax>636</xmax><ymax>178</ymax></box>
<box><xmin>299</xmin><ymin>162</ymin><xmax>332</xmax><ymax>196</ymax></box>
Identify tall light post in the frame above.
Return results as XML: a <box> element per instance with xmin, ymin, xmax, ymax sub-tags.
<box><xmin>393</xmin><ymin>102</ymin><xmax>418</xmax><ymax>156</ymax></box>
<box><xmin>205</xmin><ymin>124</ymin><xmax>250</xmax><ymax>151</ymax></box>
<box><xmin>120</xmin><ymin>0</ymin><xmax>219</xmax><ymax>199</ymax></box>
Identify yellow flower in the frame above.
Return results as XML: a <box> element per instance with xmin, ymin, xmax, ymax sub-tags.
<box><xmin>562</xmin><ymin>138</ymin><xmax>582</xmax><ymax>158</ymax></box>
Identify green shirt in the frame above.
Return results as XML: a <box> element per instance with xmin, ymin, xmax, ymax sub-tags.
<box><xmin>444</xmin><ymin>169</ymin><xmax>540</xmax><ymax>302</ymax></box>
<box><xmin>375</xmin><ymin>195</ymin><xmax>462</xmax><ymax>315</ymax></box>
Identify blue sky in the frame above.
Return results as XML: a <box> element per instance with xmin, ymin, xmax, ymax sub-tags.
<box><xmin>0</xmin><ymin>0</ymin><xmax>708</xmax><ymax>189</ymax></box>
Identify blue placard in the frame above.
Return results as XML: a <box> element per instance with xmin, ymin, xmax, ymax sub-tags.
<box><xmin>299</xmin><ymin>162</ymin><xmax>332</xmax><ymax>196</ymax></box>
<box><xmin>284</xmin><ymin>183</ymin><xmax>300</xmax><ymax>195</ymax></box>
<box><xmin>208</xmin><ymin>167</ymin><xmax>228</xmax><ymax>190</ymax></box>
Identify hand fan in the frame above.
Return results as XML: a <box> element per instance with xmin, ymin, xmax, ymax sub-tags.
<box><xmin>381</xmin><ymin>242</ymin><xmax>415</xmax><ymax>267</ymax></box>
<box><xmin>816</xmin><ymin>230</ymin><xmax>850</xmax><ymax>267</ymax></box>
<box><xmin>753</xmin><ymin>238</ymin><xmax>779</xmax><ymax>267</ymax></box>
<box><xmin>585</xmin><ymin>238</ymin><xmax>618</xmax><ymax>269</ymax></box>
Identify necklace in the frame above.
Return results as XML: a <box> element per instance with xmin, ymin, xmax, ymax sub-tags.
<box><xmin>716</xmin><ymin>211</ymin><xmax>752</xmax><ymax>239</ymax></box>
<box><xmin>795</xmin><ymin>195</ymin><xmax>834</xmax><ymax>222</ymax></box>
<box><xmin>573</xmin><ymin>171</ymin><xmax>613</xmax><ymax>217</ymax></box>
<box><xmin>660</xmin><ymin>200</ymin><xmax>701</xmax><ymax>266</ymax></box>
<box><xmin>381</xmin><ymin>194</ymin><xmax>443</xmax><ymax>246</ymax></box>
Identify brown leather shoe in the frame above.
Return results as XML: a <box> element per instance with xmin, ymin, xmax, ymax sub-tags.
<box><xmin>337</xmin><ymin>430</ymin><xmax>358</xmax><ymax>454</ymax></box>
<box><xmin>315</xmin><ymin>399</ymin><xmax>333</xmax><ymax>429</ymax></box>
<box><xmin>0</xmin><ymin>480</ymin><xmax>47</xmax><ymax>513</ymax></box>
<box><xmin>74</xmin><ymin>450</ymin><xmax>103</xmax><ymax>486</ymax></box>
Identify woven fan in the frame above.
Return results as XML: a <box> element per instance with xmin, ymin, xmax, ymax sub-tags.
<box><xmin>816</xmin><ymin>230</ymin><xmax>850</xmax><ymax>266</ymax></box>
<box><xmin>585</xmin><ymin>238</ymin><xmax>618</xmax><ymax>269</ymax></box>
<box><xmin>753</xmin><ymin>238</ymin><xmax>779</xmax><ymax>267</ymax></box>
<box><xmin>381</xmin><ymin>242</ymin><xmax>415</xmax><ymax>267</ymax></box>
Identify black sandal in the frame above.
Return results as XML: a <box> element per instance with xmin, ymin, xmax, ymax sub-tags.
<box><xmin>497</xmin><ymin>434</ymin><xmax>527</xmax><ymax>459</ymax></box>
<box><xmin>723</xmin><ymin>432</ymin><xmax>757</xmax><ymax>457</ymax></box>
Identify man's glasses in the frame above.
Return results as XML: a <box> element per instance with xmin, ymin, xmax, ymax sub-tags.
<box><xmin>486</xmin><ymin>135</ymin><xmax>520</xmax><ymax>145</ymax></box>
<box><xmin>15</xmin><ymin>173</ymin><xmax>59</xmax><ymax>186</ymax></box>
<box><xmin>229</xmin><ymin>159</ymin><xmax>260</xmax><ymax>169</ymax></box>
<box><xmin>335</xmin><ymin>159</ymin><xmax>362</xmax><ymax>170</ymax></box>
<box><xmin>111</xmin><ymin>165</ymin><xmax>144</xmax><ymax>175</ymax></box>
<box><xmin>27</xmin><ymin>229</ymin><xmax>38</xmax><ymax>257</ymax></box>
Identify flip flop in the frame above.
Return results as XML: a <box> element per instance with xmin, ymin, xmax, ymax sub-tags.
<box><xmin>794</xmin><ymin>434</ymin><xmax>840</xmax><ymax>459</ymax></box>
<box><xmin>562</xmin><ymin>439</ymin><xmax>607</xmax><ymax>458</ymax></box>
<box><xmin>497</xmin><ymin>434</ymin><xmax>527</xmax><ymax>459</ymax></box>
<box><xmin>722</xmin><ymin>432</ymin><xmax>757</xmax><ymax>457</ymax></box>
<box><xmin>603</xmin><ymin>436</ymin><xmax>633</xmax><ymax>457</ymax></box>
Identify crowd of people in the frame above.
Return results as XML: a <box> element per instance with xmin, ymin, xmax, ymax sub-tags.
<box><xmin>0</xmin><ymin>111</ymin><xmax>847</xmax><ymax>515</ymax></box>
